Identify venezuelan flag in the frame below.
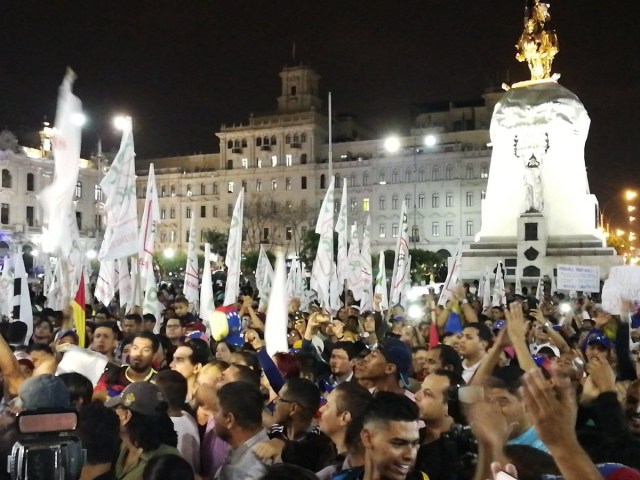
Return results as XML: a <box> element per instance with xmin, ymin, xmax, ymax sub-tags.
<box><xmin>72</xmin><ymin>271</ymin><xmax>86</xmax><ymax>347</ymax></box>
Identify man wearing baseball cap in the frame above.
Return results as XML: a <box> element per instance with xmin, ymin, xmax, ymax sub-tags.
<box><xmin>358</xmin><ymin>337</ymin><xmax>414</xmax><ymax>399</ymax></box>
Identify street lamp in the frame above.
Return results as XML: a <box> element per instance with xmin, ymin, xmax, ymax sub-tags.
<box><xmin>113</xmin><ymin>115</ymin><xmax>132</xmax><ymax>131</ymax></box>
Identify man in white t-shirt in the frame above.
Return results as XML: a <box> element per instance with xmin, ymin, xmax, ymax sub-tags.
<box><xmin>155</xmin><ymin>369</ymin><xmax>201</xmax><ymax>473</ymax></box>
<box><xmin>458</xmin><ymin>323</ymin><xmax>491</xmax><ymax>383</ymax></box>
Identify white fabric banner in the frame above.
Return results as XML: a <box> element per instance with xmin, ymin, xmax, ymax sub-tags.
<box><xmin>138</xmin><ymin>163</ymin><xmax>161</xmax><ymax>285</ymax></box>
<box><xmin>223</xmin><ymin>190</ymin><xmax>244</xmax><ymax>306</ymax></box>
<box><xmin>184</xmin><ymin>214</ymin><xmax>199</xmax><ymax>304</ymax></box>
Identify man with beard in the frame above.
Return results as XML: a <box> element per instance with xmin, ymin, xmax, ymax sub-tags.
<box><xmin>214</xmin><ymin>382</ymin><xmax>271</xmax><ymax>480</ymax></box>
<box><xmin>94</xmin><ymin>331</ymin><xmax>159</xmax><ymax>401</ymax></box>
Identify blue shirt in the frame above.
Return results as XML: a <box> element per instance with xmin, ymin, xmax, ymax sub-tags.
<box><xmin>507</xmin><ymin>426</ymin><xmax>549</xmax><ymax>453</ymax></box>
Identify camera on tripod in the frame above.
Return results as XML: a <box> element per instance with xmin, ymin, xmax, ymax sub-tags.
<box><xmin>8</xmin><ymin>409</ymin><xmax>85</xmax><ymax>480</ymax></box>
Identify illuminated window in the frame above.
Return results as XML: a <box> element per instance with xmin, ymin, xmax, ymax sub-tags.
<box><xmin>286</xmin><ymin>154</ymin><xmax>292</xmax><ymax>166</ymax></box>
<box><xmin>363</xmin><ymin>198</ymin><xmax>370</xmax><ymax>212</ymax></box>
<box><xmin>75</xmin><ymin>181</ymin><xmax>82</xmax><ymax>198</ymax></box>
<box><xmin>271</xmin><ymin>156</ymin><xmax>278</xmax><ymax>167</ymax></box>
<box><xmin>228</xmin><ymin>182</ymin><xmax>234</xmax><ymax>193</ymax></box>
<box><xmin>186</xmin><ymin>185</ymin><xmax>192</xmax><ymax>196</ymax></box>
<box><xmin>481</xmin><ymin>165</ymin><xmax>489</xmax><ymax>179</ymax></box>
<box><xmin>242</xmin><ymin>158</ymin><xmax>248</xmax><ymax>169</ymax></box>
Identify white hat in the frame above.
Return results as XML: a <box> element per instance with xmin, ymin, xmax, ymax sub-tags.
<box><xmin>532</xmin><ymin>343</ymin><xmax>560</xmax><ymax>357</ymax></box>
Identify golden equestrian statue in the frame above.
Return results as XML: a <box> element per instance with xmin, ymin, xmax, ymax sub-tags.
<box><xmin>515</xmin><ymin>0</ymin><xmax>559</xmax><ymax>81</ymax></box>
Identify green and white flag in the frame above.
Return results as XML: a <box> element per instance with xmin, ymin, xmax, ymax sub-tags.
<box><xmin>389</xmin><ymin>201</ymin><xmax>410</xmax><ymax>305</ymax></box>
<box><xmin>310</xmin><ymin>177</ymin><xmax>335</xmax><ymax>311</ymax></box>
<box><xmin>255</xmin><ymin>244</ymin><xmax>273</xmax><ymax>311</ymax></box>
<box><xmin>374</xmin><ymin>251</ymin><xmax>389</xmax><ymax>311</ymax></box>
<box><xmin>184</xmin><ymin>214</ymin><xmax>199</xmax><ymax>305</ymax></box>
<box><xmin>224</xmin><ymin>190</ymin><xmax>244</xmax><ymax>306</ymax></box>
<box><xmin>139</xmin><ymin>163</ymin><xmax>160</xmax><ymax>286</ymax></box>
<box><xmin>335</xmin><ymin>183</ymin><xmax>348</xmax><ymax>287</ymax></box>
<box><xmin>143</xmin><ymin>268</ymin><xmax>163</xmax><ymax>334</ymax></box>
<box><xmin>347</xmin><ymin>222</ymin><xmax>364</xmax><ymax>300</ymax></box>
<box><xmin>98</xmin><ymin>118</ymin><xmax>138</xmax><ymax>261</ymax></box>
<box><xmin>360</xmin><ymin>216</ymin><xmax>373</xmax><ymax>311</ymax></box>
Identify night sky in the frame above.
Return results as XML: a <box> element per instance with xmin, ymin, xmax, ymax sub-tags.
<box><xmin>1</xmin><ymin>1</ymin><xmax>638</xmax><ymax>224</ymax></box>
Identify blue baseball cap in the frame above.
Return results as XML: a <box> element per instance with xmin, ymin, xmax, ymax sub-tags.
<box><xmin>377</xmin><ymin>337</ymin><xmax>412</xmax><ymax>388</ymax></box>
<box><xmin>583</xmin><ymin>329</ymin><xmax>612</xmax><ymax>351</ymax></box>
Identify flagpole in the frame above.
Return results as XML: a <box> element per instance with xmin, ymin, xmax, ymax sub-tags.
<box><xmin>328</xmin><ymin>92</ymin><xmax>332</xmax><ymax>180</ymax></box>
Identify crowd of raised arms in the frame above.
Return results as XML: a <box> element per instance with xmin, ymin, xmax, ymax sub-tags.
<box><xmin>0</xmin><ymin>280</ymin><xmax>639</xmax><ymax>480</ymax></box>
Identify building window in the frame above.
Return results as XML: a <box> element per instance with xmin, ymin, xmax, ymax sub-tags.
<box><xmin>256</xmin><ymin>180</ymin><xmax>262</xmax><ymax>192</ymax></box>
<box><xmin>213</xmin><ymin>183</ymin><xmax>219</xmax><ymax>194</ymax></box>
<box><xmin>200</xmin><ymin>183</ymin><xmax>206</xmax><ymax>195</ymax></box>
<box><xmin>160</xmin><ymin>208</ymin><xmax>166</xmax><ymax>220</ymax></box>
<box><xmin>1</xmin><ymin>170</ymin><xmax>11</xmax><ymax>189</ymax></box>
<box><xmin>286</xmin><ymin>154</ymin><xmax>292</xmax><ymax>166</ymax></box>
<box><xmin>94</xmin><ymin>185</ymin><xmax>103</xmax><ymax>202</ymax></box>
<box><xmin>334</xmin><ymin>201</ymin><xmax>340</xmax><ymax>213</ymax></box>
<box><xmin>445</xmin><ymin>166</ymin><xmax>453</xmax><ymax>180</ymax></box>
<box><xmin>466</xmin><ymin>165</ymin><xmax>474</xmax><ymax>179</ymax></box>
<box><xmin>446</xmin><ymin>193</ymin><xmax>453</xmax><ymax>207</ymax></box>
<box><xmin>405</xmin><ymin>194</ymin><xmax>412</xmax><ymax>207</ymax></box>
<box><xmin>418</xmin><ymin>194</ymin><xmax>425</xmax><ymax>208</ymax></box>
<box><xmin>186</xmin><ymin>207</ymin><xmax>192</xmax><ymax>219</ymax></box>
<box><xmin>242</xmin><ymin>158</ymin><xmax>248</xmax><ymax>169</ymax></box>
<box><xmin>160</xmin><ymin>232</ymin><xmax>167</xmax><ymax>243</ymax></box>
<box><xmin>481</xmin><ymin>190</ymin><xmax>486</xmax><ymax>199</ymax></box>
<box><xmin>227</xmin><ymin>159</ymin><xmax>233</xmax><ymax>170</ymax></box>
<box><xmin>228</xmin><ymin>204</ymin><xmax>233</xmax><ymax>217</ymax></box>
<box><xmin>301</xmin><ymin>133</ymin><xmax>307</xmax><ymax>143</ymax></box>
<box><xmin>300</xmin><ymin>154</ymin><xmax>307</xmax><ymax>164</ymax></box>
<box><xmin>271</xmin><ymin>201</ymin><xmax>277</xmax><ymax>214</ymax></box>
<box><xmin>161</xmin><ymin>185</ymin><xmax>166</xmax><ymax>197</ymax></box>
<box><xmin>432</xmin><ymin>193</ymin><xmax>440</xmax><ymax>208</ymax></box>
<box><xmin>213</xmin><ymin>206</ymin><xmax>218</xmax><ymax>218</ymax></box>
<box><xmin>350</xmin><ymin>199</ymin><xmax>357</xmax><ymax>213</ymax></box>
<box><xmin>76</xmin><ymin>212</ymin><xmax>82</xmax><ymax>230</ymax></box>
<box><xmin>432</xmin><ymin>222</ymin><xmax>439</xmax><ymax>237</ymax></box>
<box><xmin>320</xmin><ymin>174</ymin><xmax>326</xmax><ymax>189</ymax></box>
<box><xmin>227</xmin><ymin>140</ymin><xmax>233</xmax><ymax>149</ymax></box>
<box><xmin>466</xmin><ymin>220</ymin><xmax>474</xmax><ymax>236</ymax></box>
<box><xmin>379</xmin><ymin>197</ymin><xmax>385</xmax><ymax>210</ymax></box>
<box><xmin>466</xmin><ymin>192</ymin><xmax>473</xmax><ymax>206</ymax></box>
<box><xmin>392</xmin><ymin>170</ymin><xmax>398</xmax><ymax>184</ymax></box>
<box><xmin>75</xmin><ymin>181</ymin><xmax>82</xmax><ymax>198</ymax></box>
<box><xmin>186</xmin><ymin>229</ymin><xmax>191</xmax><ymax>243</ymax></box>
<box><xmin>418</xmin><ymin>169</ymin><xmax>425</xmax><ymax>182</ymax></box>
<box><xmin>432</xmin><ymin>168</ymin><xmax>440</xmax><ymax>181</ymax></box>
<box><xmin>363</xmin><ymin>198</ymin><xmax>370</xmax><ymax>212</ymax></box>
<box><xmin>271</xmin><ymin>179</ymin><xmax>277</xmax><ymax>191</ymax></box>
<box><xmin>379</xmin><ymin>224</ymin><xmax>386</xmax><ymax>238</ymax></box>
<box><xmin>201</xmin><ymin>205</ymin><xmax>206</xmax><ymax>217</ymax></box>
<box><xmin>257</xmin><ymin>158</ymin><xmax>263</xmax><ymax>168</ymax></box>
<box><xmin>363</xmin><ymin>172</ymin><xmax>369</xmax><ymax>186</ymax></box>
<box><xmin>285</xmin><ymin>134</ymin><xmax>291</xmax><ymax>144</ymax></box>
<box><xmin>201</xmin><ymin>230</ymin><xmax>207</xmax><ymax>242</ymax></box>
<box><xmin>301</xmin><ymin>176</ymin><xmax>307</xmax><ymax>189</ymax></box>
<box><xmin>1</xmin><ymin>203</ymin><xmax>9</xmax><ymax>224</ymax></box>
<box><xmin>170</xmin><ymin>208</ymin><xmax>175</xmax><ymax>219</ymax></box>
<box><xmin>481</xmin><ymin>164</ymin><xmax>489</xmax><ymax>179</ymax></box>
<box><xmin>405</xmin><ymin>170</ymin><xmax>411</xmax><ymax>183</ymax></box>
<box><xmin>379</xmin><ymin>171</ymin><xmax>385</xmax><ymax>184</ymax></box>
<box><xmin>26</xmin><ymin>173</ymin><xmax>34</xmax><ymax>192</ymax></box>
<box><xmin>171</xmin><ymin>185</ymin><xmax>176</xmax><ymax>196</ymax></box>
<box><xmin>392</xmin><ymin>224</ymin><xmax>399</xmax><ymax>238</ymax></box>
<box><xmin>26</xmin><ymin>206</ymin><xmax>34</xmax><ymax>227</ymax></box>
<box><xmin>293</xmin><ymin>134</ymin><xmax>300</xmax><ymax>143</ymax></box>
<box><xmin>271</xmin><ymin>155</ymin><xmax>278</xmax><ymax>167</ymax></box>
<box><xmin>446</xmin><ymin>221</ymin><xmax>453</xmax><ymax>236</ymax></box>
<box><xmin>186</xmin><ymin>184</ymin><xmax>192</xmax><ymax>196</ymax></box>
<box><xmin>228</xmin><ymin>182</ymin><xmax>234</xmax><ymax>193</ymax></box>
<box><xmin>350</xmin><ymin>174</ymin><xmax>356</xmax><ymax>187</ymax></box>
<box><xmin>286</xmin><ymin>227</ymin><xmax>293</xmax><ymax>240</ymax></box>
<box><xmin>286</xmin><ymin>178</ymin><xmax>292</xmax><ymax>190</ymax></box>
<box><xmin>263</xmin><ymin>227</ymin><xmax>270</xmax><ymax>241</ymax></box>
<box><xmin>242</xmin><ymin>180</ymin><xmax>247</xmax><ymax>192</ymax></box>
<box><xmin>392</xmin><ymin>196</ymin><xmax>399</xmax><ymax>210</ymax></box>
<box><xmin>271</xmin><ymin>136</ymin><xmax>277</xmax><ymax>146</ymax></box>
<box><xmin>335</xmin><ymin>174</ymin><xmax>341</xmax><ymax>188</ymax></box>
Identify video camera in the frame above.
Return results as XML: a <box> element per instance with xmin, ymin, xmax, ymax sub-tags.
<box><xmin>8</xmin><ymin>409</ymin><xmax>84</xmax><ymax>480</ymax></box>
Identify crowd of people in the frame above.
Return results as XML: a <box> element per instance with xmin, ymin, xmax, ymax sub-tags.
<box><xmin>0</xmin><ymin>280</ymin><xmax>639</xmax><ymax>480</ymax></box>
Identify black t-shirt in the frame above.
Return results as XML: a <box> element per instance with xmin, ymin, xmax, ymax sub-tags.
<box><xmin>267</xmin><ymin>423</ymin><xmax>335</xmax><ymax>472</ymax></box>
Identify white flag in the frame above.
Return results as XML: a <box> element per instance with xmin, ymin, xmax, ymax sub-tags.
<box><xmin>200</xmin><ymin>244</ymin><xmax>215</xmax><ymax>329</ymax></box>
<box><xmin>98</xmin><ymin>118</ymin><xmax>138</xmax><ymax>261</ymax></box>
<box><xmin>95</xmin><ymin>260</ymin><xmax>116</xmax><ymax>307</ymax></box>
<box><xmin>224</xmin><ymin>190</ymin><xmax>244</xmax><ymax>306</ymax></box>
<box><xmin>265</xmin><ymin>253</ymin><xmax>289</xmax><ymax>357</ymax></box>
<box><xmin>11</xmin><ymin>251</ymin><xmax>33</xmax><ymax>343</ymax></box>
<box><xmin>347</xmin><ymin>223</ymin><xmax>364</xmax><ymax>300</ymax></box>
<box><xmin>482</xmin><ymin>267</ymin><xmax>492</xmax><ymax>311</ymax></box>
<box><xmin>374</xmin><ymin>251</ymin><xmax>389</xmax><ymax>311</ymax></box>
<box><xmin>129</xmin><ymin>260</ymin><xmax>143</xmax><ymax>310</ymax></box>
<box><xmin>335</xmin><ymin>183</ymin><xmax>348</xmax><ymax>287</ymax></box>
<box><xmin>139</xmin><ymin>163</ymin><xmax>160</xmax><ymax>285</ymax></box>
<box><xmin>143</xmin><ymin>269</ymin><xmax>164</xmax><ymax>334</ymax></box>
<box><xmin>116</xmin><ymin>258</ymin><xmax>132</xmax><ymax>311</ymax></box>
<box><xmin>329</xmin><ymin>263</ymin><xmax>342</xmax><ymax>314</ymax></box>
<box><xmin>515</xmin><ymin>266</ymin><xmax>523</xmax><ymax>296</ymax></box>
<box><xmin>0</xmin><ymin>257</ymin><xmax>13</xmax><ymax>318</ymax></box>
<box><xmin>255</xmin><ymin>245</ymin><xmax>273</xmax><ymax>312</ymax></box>
<box><xmin>389</xmin><ymin>201</ymin><xmax>410</xmax><ymax>306</ymax></box>
<box><xmin>40</xmin><ymin>69</ymin><xmax>83</xmax><ymax>256</ymax></box>
<box><xmin>400</xmin><ymin>255</ymin><xmax>412</xmax><ymax>309</ymax></box>
<box><xmin>360</xmin><ymin>216</ymin><xmax>373</xmax><ymax>312</ymax></box>
<box><xmin>310</xmin><ymin>177</ymin><xmax>335</xmax><ymax>311</ymax></box>
<box><xmin>438</xmin><ymin>241</ymin><xmax>463</xmax><ymax>307</ymax></box>
<box><xmin>492</xmin><ymin>262</ymin><xmax>506</xmax><ymax>307</ymax></box>
<box><xmin>184</xmin><ymin>214</ymin><xmax>199</xmax><ymax>305</ymax></box>
<box><xmin>536</xmin><ymin>277</ymin><xmax>545</xmax><ymax>303</ymax></box>
<box><xmin>47</xmin><ymin>260</ymin><xmax>64</xmax><ymax>311</ymax></box>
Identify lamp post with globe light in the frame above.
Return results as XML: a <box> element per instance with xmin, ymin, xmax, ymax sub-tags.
<box><xmin>626</xmin><ymin>189</ymin><xmax>638</xmax><ymax>260</ymax></box>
